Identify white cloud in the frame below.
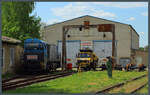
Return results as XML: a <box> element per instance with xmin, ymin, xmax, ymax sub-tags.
<box><xmin>141</xmin><ymin>12</ymin><xmax>148</xmax><ymax>16</ymax></box>
<box><xmin>93</xmin><ymin>2</ymin><xmax>147</xmax><ymax>8</ymax></box>
<box><xmin>51</xmin><ymin>3</ymin><xmax>116</xmax><ymax>20</ymax></box>
<box><xmin>51</xmin><ymin>3</ymin><xmax>87</xmax><ymax>20</ymax></box>
<box><xmin>126</xmin><ymin>17</ymin><xmax>135</xmax><ymax>21</ymax></box>
<box><xmin>89</xmin><ymin>9</ymin><xmax>116</xmax><ymax>18</ymax></box>
<box><xmin>139</xmin><ymin>32</ymin><xmax>145</xmax><ymax>35</ymax></box>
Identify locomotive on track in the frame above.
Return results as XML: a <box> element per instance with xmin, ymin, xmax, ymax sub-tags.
<box><xmin>23</xmin><ymin>38</ymin><xmax>60</xmax><ymax>72</ymax></box>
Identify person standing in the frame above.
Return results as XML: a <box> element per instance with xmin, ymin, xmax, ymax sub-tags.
<box><xmin>106</xmin><ymin>56</ymin><xmax>113</xmax><ymax>78</ymax></box>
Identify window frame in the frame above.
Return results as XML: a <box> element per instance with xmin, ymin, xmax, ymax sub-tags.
<box><xmin>10</xmin><ymin>48</ymin><xmax>15</xmax><ymax>66</ymax></box>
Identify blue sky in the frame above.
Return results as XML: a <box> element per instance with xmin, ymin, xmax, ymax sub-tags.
<box><xmin>33</xmin><ymin>2</ymin><xmax>148</xmax><ymax>47</ymax></box>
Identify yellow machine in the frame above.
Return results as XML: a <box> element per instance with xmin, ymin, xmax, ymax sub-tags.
<box><xmin>76</xmin><ymin>49</ymin><xmax>98</xmax><ymax>71</ymax></box>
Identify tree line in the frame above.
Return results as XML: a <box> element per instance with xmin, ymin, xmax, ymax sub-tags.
<box><xmin>2</xmin><ymin>2</ymin><xmax>41</xmax><ymax>44</ymax></box>
<box><xmin>139</xmin><ymin>46</ymin><xmax>148</xmax><ymax>52</ymax></box>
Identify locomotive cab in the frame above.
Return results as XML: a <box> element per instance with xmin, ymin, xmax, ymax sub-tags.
<box><xmin>23</xmin><ymin>39</ymin><xmax>48</xmax><ymax>72</ymax></box>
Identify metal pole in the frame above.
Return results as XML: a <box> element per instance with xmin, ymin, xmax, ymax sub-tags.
<box><xmin>62</xmin><ymin>27</ymin><xmax>65</xmax><ymax>71</ymax></box>
<box><xmin>112</xmin><ymin>24</ymin><xmax>115</xmax><ymax>69</ymax></box>
<box><xmin>112</xmin><ymin>24</ymin><xmax>115</xmax><ymax>57</ymax></box>
<box><xmin>0</xmin><ymin>2</ymin><xmax>2</xmax><ymax>93</ymax></box>
<box><xmin>64</xmin><ymin>30</ymin><xmax>67</xmax><ymax>70</ymax></box>
<box><xmin>62</xmin><ymin>27</ymin><xmax>68</xmax><ymax>71</ymax></box>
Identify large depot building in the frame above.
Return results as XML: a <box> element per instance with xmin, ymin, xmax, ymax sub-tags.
<box><xmin>41</xmin><ymin>15</ymin><xmax>139</xmax><ymax>67</ymax></box>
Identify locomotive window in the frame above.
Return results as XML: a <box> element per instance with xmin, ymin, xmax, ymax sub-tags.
<box><xmin>26</xmin><ymin>43</ymin><xmax>39</xmax><ymax>47</ymax></box>
<box><xmin>25</xmin><ymin>43</ymin><xmax>44</xmax><ymax>50</ymax></box>
<box><xmin>26</xmin><ymin>47</ymin><xmax>44</xmax><ymax>50</ymax></box>
<box><xmin>78</xmin><ymin>53</ymin><xmax>91</xmax><ymax>58</ymax></box>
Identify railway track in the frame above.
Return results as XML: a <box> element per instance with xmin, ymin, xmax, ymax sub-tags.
<box><xmin>2</xmin><ymin>76</ymin><xmax>23</xmax><ymax>83</ymax></box>
<box><xmin>96</xmin><ymin>74</ymin><xmax>147</xmax><ymax>94</ymax></box>
<box><xmin>2</xmin><ymin>71</ymin><xmax>68</xmax><ymax>84</ymax></box>
<box><xmin>130</xmin><ymin>82</ymin><xmax>148</xmax><ymax>93</ymax></box>
<box><xmin>2</xmin><ymin>72</ymin><xmax>75</xmax><ymax>91</ymax></box>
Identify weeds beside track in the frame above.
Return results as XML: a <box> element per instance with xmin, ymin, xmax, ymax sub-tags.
<box><xmin>3</xmin><ymin>71</ymin><xmax>75</xmax><ymax>91</ymax></box>
<box><xmin>96</xmin><ymin>74</ymin><xmax>147</xmax><ymax>94</ymax></box>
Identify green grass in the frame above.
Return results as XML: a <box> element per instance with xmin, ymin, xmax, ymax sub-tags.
<box><xmin>137</xmin><ymin>84</ymin><xmax>148</xmax><ymax>94</ymax></box>
<box><xmin>4</xmin><ymin>70</ymin><xmax>147</xmax><ymax>94</ymax></box>
<box><xmin>2</xmin><ymin>72</ymin><xmax>16</xmax><ymax>80</ymax></box>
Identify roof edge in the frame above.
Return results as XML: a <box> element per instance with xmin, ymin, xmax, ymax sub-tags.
<box><xmin>44</xmin><ymin>15</ymin><xmax>129</xmax><ymax>29</ymax></box>
<box><xmin>129</xmin><ymin>25</ymin><xmax>139</xmax><ymax>37</ymax></box>
<box><xmin>2</xmin><ymin>36</ymin><xmax>21</xmax><ymax>44</ymax></box>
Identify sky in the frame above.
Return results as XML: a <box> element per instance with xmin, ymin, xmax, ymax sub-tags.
<box><xmin>32</xmin><ymin>2</ymin><xmax>148</xmax><ymax>47</ymax></box>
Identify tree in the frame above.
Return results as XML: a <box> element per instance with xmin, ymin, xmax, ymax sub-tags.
<box><xmin>2</xmin><ymin>2</ymin><xmax>41</xmax><ymax>44</ymax></box>
<box><xmin>40</xmin><ymin>22</ymin><xmax>47</xmax><ymax>30</ymax></box>
<box><xmin>139</xmin><ymin>45</ymin><xmax>148</xmax><ymax>52</ymax></box>
<box><xmin>139</xmin><ymin>47</ymin><xmax>145</xmax><ymax>51</ymax></box>
<box><xmin>144</xmin><ymin>45</ymin><xmax>148</xmax><ymax>51</ymax></box>
<box><xmin>39</xmin><ymin>22</ymin><xmax>47</xmax><ymax>40</ymax></box>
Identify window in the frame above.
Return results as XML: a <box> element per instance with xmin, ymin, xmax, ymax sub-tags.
<box><xmin>10</xmin><ymin>48</ymin><xmax>15</xmax><ymax>66</ymax></box>
<box><xmin>25</xmin><ymin>43</ymin><xmax>44</xmax><ymax>50</ymax></box>
<box><xmin>2</xmin><ymin>48</ymin><xmax>5</xmax><ymax>67</ymax></box>
<box><xmin>78</xmin><ymin>53</ymin><xmax>91</xmax><ymax>58</ymax></box>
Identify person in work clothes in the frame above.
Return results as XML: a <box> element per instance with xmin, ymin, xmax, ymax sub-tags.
<box><xmin>106</xmin><ymin>56</ymin><xmax>113</xmax><ymax>78</ymax></box>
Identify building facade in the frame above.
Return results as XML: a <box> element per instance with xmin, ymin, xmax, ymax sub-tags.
<box><xmin>2</xmin><ymin>36</ymin><xmax>23</xmax><ymax>74</ymax></box>
<box><xmin>41</xmin><ymin>15</ymin><xmax>139</xmax><ymax>67</ymax></box>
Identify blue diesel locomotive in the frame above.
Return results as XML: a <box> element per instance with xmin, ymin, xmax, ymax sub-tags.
<box><xmin>23</xmin><ymin>38</ymin><xmax>60</xmax><ymax>72</ymax></box>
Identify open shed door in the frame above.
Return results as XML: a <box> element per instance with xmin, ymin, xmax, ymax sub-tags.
<box><xmin>93</xmin><ymin>41</ymin><xmax>113</xmax><ymax>66</ymax></box>
<box><xmin>58</xmin><ymin>40</ymin><xmax>80</xmax><ymax>67</ymax></box>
